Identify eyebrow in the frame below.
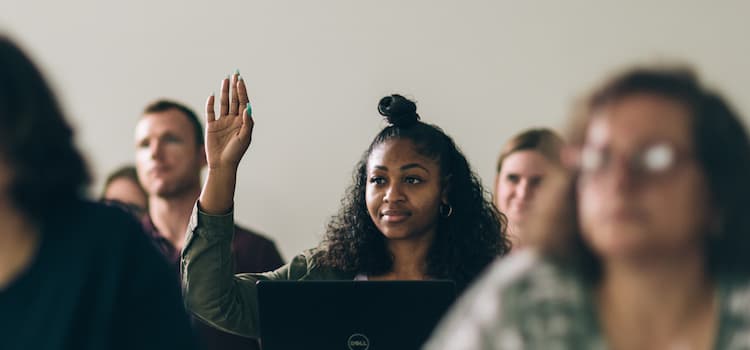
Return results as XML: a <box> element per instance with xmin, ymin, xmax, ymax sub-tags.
<box><xmin>373</xmin><ymin>163</ymin><xmax>430</xmax><ymax>173</ymax></box>
<box><xmin>137</xmin><ymin>132</ymin><xmax>182</xmax><ymax>142</ymax></box>
<box><xmin>160</xmin><ymin>132</ymin><xmax>182</xmax><ymax>140</ymax></box>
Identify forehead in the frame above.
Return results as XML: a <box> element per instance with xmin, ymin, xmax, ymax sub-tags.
<box><xmin>367</xmin><ymin>139</ymin><xmax>439</xmax><ymax>171</ymax></box>
<box><xmin>500</xmin><ymin>150</ymin><xmax>551</xmax><ymax>175</ymax></box>
<box><xmin>135</xmin><ymin>109</ymin><xmax>196</xmax><ymax>140</ymax></box>
<box><xmin>586</xmin><ymin>93</ymin><xmax>694</xmax><ymax>150</ymax></box>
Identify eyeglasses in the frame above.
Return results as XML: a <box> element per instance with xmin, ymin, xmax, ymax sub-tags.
<box><xmin>578</xmin><ymin>141</ymin><xmax>693</xmax><ymax>183</ymax></box>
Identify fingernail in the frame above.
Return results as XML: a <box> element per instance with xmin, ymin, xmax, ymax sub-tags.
<box><xmin>226</xmin><ymin>75</ymin><xmax>230</xmax><ymax>80</ymax></box>
<box><xmin>246</xmin><ymin>102</ymin><xmax>252</xmax><ymax>116</ymax></box>
<box><xmin>211</xmin><ymin>91</ymin><xmax>215</xmax><ymax>97</ymax></box>
<box><xmin>239</xmin><ymin>76</ymin><xmax>244</xmax><ymax>81</ymax></box>
<box><xmin>234</xmin><ymin>69</ymin><xmax>240</xmax><ymax>75</ymax></box>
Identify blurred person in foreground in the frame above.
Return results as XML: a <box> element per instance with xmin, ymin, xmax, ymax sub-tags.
<box><xmin>425</xmin><ymin>65</ymin><xmax>750</xmax><ymax>349</ymax></box>
<box><xmin>0</xmin><ymin>36</ymin><xmax>197</xmax><ymax>350</ymax></box>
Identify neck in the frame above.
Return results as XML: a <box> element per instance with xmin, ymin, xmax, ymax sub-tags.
<box><xmin>382</xmin><ymin>232</ymin><xmax>434</xmax><ymax>280</ymax></box>
<box><xmin>507</xmin><ymin>220</ymin><xmax>524</xmax><ymax>251</ymax></box>
<box><xmin>598</xmin><ymin>249</ymin><xmax>718</xmax><ymax>349</ymax></box>
<box><xmin>148</xmin><ymin>186</ymin><xmax>200</xmax><ymax>251</ymax></box>
<box><xmin>0</xmin><ymin>198</ymin><xmax>39</xmax><ymax>290</ymax></box>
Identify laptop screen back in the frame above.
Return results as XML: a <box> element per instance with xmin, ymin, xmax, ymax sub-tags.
<box><xmin>257</xmin><ymin>280</ymin><xmax>456</xmax><ymax>350</ymax></box>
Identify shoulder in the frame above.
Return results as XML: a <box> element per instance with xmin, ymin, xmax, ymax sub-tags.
<box><xmin>275</xmin><ymin>248</ymin><xmax>354</xmax><ymax>280</ymax></box>
<box><xmin>721</xmin><ymin>275</ymin><xmax>750</xmax><ymax>338</ymax></box>
<box><xmin>36</xmin><ymin>200</ymin><xmax>147</xmax><ymax>274</ymax></box>
<box><xmin>425</xmin><ymin>250</ymin><xmax>594</xmax><ymax>349</ymax></box>
<box><xmin>230</xmin><ymin>224</ymin><xmax>285</xmax><ymax>271</ymax></box>
<box><xmin>51</xmin><ymin>200</ymin><xmax>144</xmax><ymax>242</ymax></box>
<box><xmin>44</xmin><ymin>200</ymin><xmax>172</xmax><ymax>283</ymax></box>
<box><xmin>461</xmin><ymin>250</ymin><xmax>587</xmax><ymax>315</ymax></box>
<box><xmin>704</xmin><ymin>274</ymin><xmax>750</xmax><ymax>349</ymax></box>
<box><xmin>232</xmin><ymin>224</ymin><xmax>278</xmax><ymax>247</ymax></box>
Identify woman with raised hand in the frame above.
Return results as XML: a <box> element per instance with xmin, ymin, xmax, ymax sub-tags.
<box><xmin>181</xmin><ymin>73</ymin><xmax>511</xmax><ymax>338</ymax></box>
<box><xmin>425</xmin><ymin>66</ymin><xmax>750</xmax><ymax>349</ymax></box>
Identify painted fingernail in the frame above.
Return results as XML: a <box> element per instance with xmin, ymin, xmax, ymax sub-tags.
<box><xmin>234</xmin><ymin>69</ymin><xmax>240</xmax><ymax>75</ymax></box>
<box><xmin>239</xmin><ymin>75</ymin><xmax>244</xmax><ymax>81</ymax></box>
<box><xmin>246</xmin><ymin>102</ymin><xmax>252</xmax><ymax>116</ymax></box>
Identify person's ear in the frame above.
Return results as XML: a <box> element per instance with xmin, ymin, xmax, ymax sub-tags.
<box><xmin>441</xmin><ymin>174</ymin><xmax>453</xmax><ymax>204</ymax></box>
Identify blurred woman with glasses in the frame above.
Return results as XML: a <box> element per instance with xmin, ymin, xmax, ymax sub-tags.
<box><xmin>425</xmin><ymin>66</ymin><xmax>750</xmax><ymax>349</ymax></box>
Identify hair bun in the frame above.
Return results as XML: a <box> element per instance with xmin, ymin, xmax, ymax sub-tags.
<box><xmin>378</xmin><ymin>94</ymin><xmax>420</xmax><ymax>127</ymax></box>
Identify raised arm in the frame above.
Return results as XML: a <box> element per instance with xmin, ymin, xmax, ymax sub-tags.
<box><xmin>200</xmin><ymin>73</ymin><xmax>254</xmax><ymax>215</ymax></box>
<box><xmin>181</xmin><ymin>73</ymin><xmax>262</xmax><ymax>337</ymax></box>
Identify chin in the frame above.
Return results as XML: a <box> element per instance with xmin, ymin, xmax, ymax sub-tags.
<box><xmin>379</xmin><ymin>231</ymin><xmax>412</xmax><ymax>241</ymax></box>
<box><xmin>586</xmin><ymin>228</ymin><xmax>654</xmax><ymax>260</ymax></box>
<box><xmin>153</xmin><ymin>186</ymin><xmax>181</xmax><ymax>198</ymax></box>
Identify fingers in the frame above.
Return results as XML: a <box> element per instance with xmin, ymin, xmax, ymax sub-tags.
<box><xmin>205</xmin><ymin>94</ymin><xmax>216</xmax><ymax>123</ymax></box>
<box><xmin>216</xmin><ymin>72</ymin><xmax>247</xmax><ymax>119</ymax></box>
<box><xmin>229</xmin><ymin>73</ymin><xmax>240</xmax><ymax>116</ymax></box>
<box><xmin>220</xmin><ymin>78</ymin><xmax>230</xmax><ymax>117</ymax></box>
<box><xmin>240</xmin><ymin>107</ymin><xmax>255</xmax><ymax>142</ymax></box>
<box><xmin>237</xmin><ymin>77</ymin><xmax>249</xmax><ymax>107</ymax></box>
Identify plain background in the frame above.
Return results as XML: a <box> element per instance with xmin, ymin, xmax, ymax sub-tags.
<box><xmin>2</xmin><ymin>1</ymin><xmax>749</xmax><ymax>259</ymax></box>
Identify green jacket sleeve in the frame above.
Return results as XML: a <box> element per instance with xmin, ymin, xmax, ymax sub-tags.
<box><xmin>180</xmin><ymin>204</ymin><xmax>314</xmax><ymax>338</ymax></box>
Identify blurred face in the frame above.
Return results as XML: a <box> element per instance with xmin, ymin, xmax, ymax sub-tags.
<box><xmin>135</xmin><ymin>109</ymin><xmax>205</xmax><ymax>199</ymax></box>
<box><xmin>577</xmin><ymin>93</ymin><xmax>712</xmax><ymax>261</ymax></box>
<box><xmin>366</xmin><ymin>139</ymin><xmax>445</xmax><ymax>243</ymax></box>
<box><xmin>103</xmin><ymin>177</ymin><xmax>148</xmax><ymax>212</ymax></box>
<box><xmin>495</xmin><ymin>150</ymin><xmax>553</xmax><ymax>228</ymax></box>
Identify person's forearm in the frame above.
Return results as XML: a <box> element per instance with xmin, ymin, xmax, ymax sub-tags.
<box><xmin>199</xmin><ymin>167</ymin><xmax>238</xmax><ymax>214</ymax></box>
<box><xmin>182</xmin><ymin>208</ymin><xmax>261</xmax><ymax>338</ymax></box>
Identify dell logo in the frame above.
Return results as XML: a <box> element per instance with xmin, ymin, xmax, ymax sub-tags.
<box><xmin>347</xmin><ymin>333</ymin><xmax>370</xmax><ymax>350</ymax></box>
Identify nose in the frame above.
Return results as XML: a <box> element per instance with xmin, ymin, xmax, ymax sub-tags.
<box><xmin>607</xmin><ymin>155</ymin><xmax>638</xmax><ymax>192</ymax></box>
<box><xmin>149</xmin><ymin>140</ymin><xmax>164</xmax><ymax>160</ymax></box>
<box><xmin>517</xmin><ymin>180</ymin><xmax>532</xmax><ymax>200</ymax></box>
<box><xmin>383</xmin><ymin>182</ymin><xmax>405</xmax><ymax>203</ymax></box>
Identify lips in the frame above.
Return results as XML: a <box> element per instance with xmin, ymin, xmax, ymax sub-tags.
<box><xmin>380</xmin><ymin>209</ymin><xmax>411</xmax><ymax>223</ymax></box>
<box><xmin>603</xmin><ymin>205</ymin><xmax>647</xmax><ymax>222</ymax></box>
<box><xmin>149</xmin><ymin>165</ymin><xmax>170</xmax><ymax>176</ymax></box>
<box><xmin>610</xmin><ymin>209</ymin><xmax>645</xmax><ymax>221</ymax></box>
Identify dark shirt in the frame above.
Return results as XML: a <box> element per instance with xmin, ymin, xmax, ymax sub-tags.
<box><xmin>141</xmin><ymin>214</ymin><xmax>284</xmax><ymax>350</ymax></box>
<box><xmin>0</xmin><ymin>200</ymin><xmax>197</xmax><ymax>350</ymax></box>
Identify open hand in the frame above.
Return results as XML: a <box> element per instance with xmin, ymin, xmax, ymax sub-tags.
<box><xmin>204</xmin><ymin>73</ymin><xmax>254</xmax><ymax>171</ymax></box>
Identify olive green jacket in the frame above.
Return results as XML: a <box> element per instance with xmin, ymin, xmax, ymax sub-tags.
<box><xmin>181</xmin><ymin>205</ymin><xmax>354</xmax><ymax>339</ymax></box>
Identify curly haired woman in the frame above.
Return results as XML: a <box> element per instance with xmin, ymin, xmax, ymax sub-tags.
<box><xmin>181</xmin><ymin>73</ymin><xmax>511</xmax><ymax>338</ymax></box>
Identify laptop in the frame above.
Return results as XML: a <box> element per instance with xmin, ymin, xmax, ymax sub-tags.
<box><xmin>256</xmin><ymin>280</ymin><xmax>456</xmax><ymax>350</ymax></box>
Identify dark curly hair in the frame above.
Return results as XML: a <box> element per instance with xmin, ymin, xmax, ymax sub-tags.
<box><xmin>316</xmin><ymin>94</ymin><xmax>511</xmax><ymax>292</ymax></box>
<box><xmin>0</xmin><ymin>36</ymin><xmax>90</xmax><ymax>225</ymax></box>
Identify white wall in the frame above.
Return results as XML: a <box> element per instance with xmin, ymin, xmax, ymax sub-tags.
<box><xmin>2</xmin><ymin>1</ymin><xmax>749</xmax><ymax>259</ymax></box>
